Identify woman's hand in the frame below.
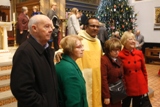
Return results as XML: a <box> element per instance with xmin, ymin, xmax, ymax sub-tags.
<box><xmin>104</xmin><ymin>98</ymin><xmax>110</xmax><ymax>105</ymax></box>
<box><xmin>55</xmin><ymin>52</ymin><xmax>62</xmax><ymax>63</ymax></box>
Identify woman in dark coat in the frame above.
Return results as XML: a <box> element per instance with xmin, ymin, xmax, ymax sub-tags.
<box><xmin>55</xmin><ymin>35</ymin><xmax>88</xmax><ymax>107</ymax></box>
<box><xmin>119</xmin><ymin>31</ymin><xmax>149</xmax><ymax>107</ymax></box>
<box><xmin>101</xmin><ymin>38</ymin><xmax>124</xmax><ymax>107</ymax></box>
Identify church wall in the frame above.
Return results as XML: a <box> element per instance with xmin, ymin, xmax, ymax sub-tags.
<box><xmin>130</xmin><ymin>0</ymin><xmax>160</xmax><ymax>43</ymax></box>
<box><xmin>0</xmin><ymin>0</ymin><xmax>10</xmax><ymax>6</ymax></box>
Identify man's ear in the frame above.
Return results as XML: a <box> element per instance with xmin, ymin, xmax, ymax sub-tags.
<box><xmin>84</xmin><ymin>25</ymin><xmax>87</xmax><ymax>29</ymax></box>
<box><xmin>32</xmin><ymin>25</ymin><xmax>37</xmax><ymax>32</ymax></box>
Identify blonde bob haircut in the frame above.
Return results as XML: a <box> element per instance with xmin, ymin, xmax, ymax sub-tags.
<box><xmin>33</xmin><ymin>6</ymin><xmax>39</xmax><ymax>11</ymax></box>
<box><xmin>121</xmin><ymin>31</ymin><xmax>135</xmax><ymax>46</ymax></box>
<box><xmin>22</xmin><ymin>6</ymin><xmax>28</xmax><ymax>12</ymax></box>
<box><xmin>70</xmin><ymin>7</ymin><xmax>79</xmax><ymax>15</ymax></box>
<box><xmin>51</xmin><ymin>2</ymin><xmax>57</xmax><ymax>8</ymax></box>
<box><xmin>104</xmin><ymin>38</ymin><xmax>122</xmax><ymax>55</ymax></box>
<box><xmin>60</xmin><ymin>35</ymin><xmax>83</xmax><ymax>55</ymax></box>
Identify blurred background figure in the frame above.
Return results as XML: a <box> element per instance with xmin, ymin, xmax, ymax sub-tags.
<box><xmin>135</xmin><ymin>30</ymin><xmax>144</xmax><ymax>50</ymax></box>
<box><xmin>114</xmin><ymin>31</ymin><xmax>121</xmax><ymax>39</ymax></box>
<box><xmin>80</xmin><ymin>12</ymin><xmax>88</xmax><ymax>30</ymax></box>
<box><xmin>31</xmin><ymin>6</ymin><xmax>42</xmax><ymax>16</ymax></box>
<box><xmin>110</xmin><ymin>31</ymin><xmax>121</xmax><ymax>40</ymax></box>
<box><xmin>97</xmin><ymin>22</ymin><xmax>108</xmax><ymax>52</ymax></box>
<box><xmin>76</xmin><ymin>11</ymin><xmax>82</xmax><ymax>25</ymax></box>
<box><xmin>67</xmin><ymin>7</ymin><xmax>81</xmax><ymax>35</ymax></box>
<box><xmin>16</xmin><ymin>6</ymin><xmax>29</xmax><ymax>45</ymax></box>
<box><xmin>47</xmin><ymin>2</ymin><xmax>60</xmax><ymax>51</ymax></box>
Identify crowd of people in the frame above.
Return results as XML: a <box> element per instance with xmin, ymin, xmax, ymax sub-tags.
<box><xmin>11</xmin><ymin>2</ymin><xmax>150</xmax><ymax>107</ymax></box>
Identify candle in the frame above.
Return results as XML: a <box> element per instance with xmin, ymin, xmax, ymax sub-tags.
<box><xmin>13</xmin><ymin>12</ymin><xmax>15</xmax><ymax>22</ymax></box>
<box><xmin>0</xmin><ymin>16</ymin><xmax>2</xmax><ymax>21</ymax></box>
<box><xmin>6</xmin><ymin>15</ymin><xmax>8</xmax><ymax>22</ymax></box>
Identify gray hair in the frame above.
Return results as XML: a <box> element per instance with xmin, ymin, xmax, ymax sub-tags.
<box><xmin>28</xmin><ymin>15</ymin><xmax>39</xmax><ymax>34</ymax></box>
<box><xmin>22</xmin><ymin>6</ymin><xmax>28</xmax><ymax>12</ymax></box>
<box><xmin>28</xmin><ymin>15</ymin><xmax>52</xmax><ymax>35</ymax></box>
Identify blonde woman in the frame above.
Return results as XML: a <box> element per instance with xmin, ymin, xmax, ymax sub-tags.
<box><xmin>67</xmin><ymin>7</ymin><xmax>81</xmax><ymax>35</ymax></box>
<box><xmin>31</xmin><ymin>6</ymin><xmax>42</xmax><ymax>16</ymax></box>
<box><xmin>119</xmin><ymin>31</ymin><xmax>149</xmax><ymax>107</ymax></box>
<box><xmin>56</xmin><ymin>35</ymin><xmax>88</xmax><ymax>107</ymax></box>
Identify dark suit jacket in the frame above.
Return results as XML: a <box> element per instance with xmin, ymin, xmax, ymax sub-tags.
<box><xmin>97</xmin><ymin>26</ymin><xmax>108</xmax><ymax>44</ymax></box>
<box><xmin>55</xmin><ymin>55</ymin><xmax>88</xmax><ymax>107</ymax></box>
<box><xmin>16</xmin><ymin>13</ymin><xmax>29</xmax><ymax>31</ymax></box>
<box><xmin>47</xmin><ymin>10</ymin><xmax>60</xmax><ymax>29</ymax></box>
<box><xmin>10</xmin><ymin>36</ymin><xmax>59</xmax><ymax>107</ymax></box>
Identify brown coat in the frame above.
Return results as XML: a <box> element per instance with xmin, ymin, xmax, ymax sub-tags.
<box><xmin>16</xmin><ymin>13</ymin><xmax>29</xmax><ymax>31</ymax></box>
<box><xmin>101</xmin><ymin>54</ymin><xmax>124</xmax><ymax>107</ymax></box>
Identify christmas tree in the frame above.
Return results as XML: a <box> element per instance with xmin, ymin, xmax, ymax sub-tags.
<box><xmin>96</xmin><ymin>0</ymin><xmax>137</xmax><ymax>37</ymax></box>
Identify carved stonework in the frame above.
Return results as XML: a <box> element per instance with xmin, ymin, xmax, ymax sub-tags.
<box><xmin>40</xmin><ymin>0</ymin><xmax>66</xmax><ymax>19</ymax></box>
<box><xmin>0</xmin><ymin>75</ymin><xmax>10</xmax><ymax>81</ymax></box>
<box><xmin>0</xmin><ymin>97</ymin><xmax>17</xmax><ymax>106</ymax></box>
<box><xmin>0</xmin><ymin>86</ymin><xmax>10</xmax><ymax>92</ymax></box>
<box><xmin>40</xmin><ymin>0</ymin><xmax>50</xmax><ymax>14</ymax></box>
<box><xmin>0</xmin><ymin>65</ymin><xmax>12</xmax><ymax>71</ymax></box>
<box><xmin>66</xmin><ymin>0</ymin><xmax>100</xmax><ymax>5</ymax></box>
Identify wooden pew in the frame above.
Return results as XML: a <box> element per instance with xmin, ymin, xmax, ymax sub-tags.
<box><xmin>145</xmin><ymin>48</ymin><xmax>160</xmax><ymax>63</ymax></box>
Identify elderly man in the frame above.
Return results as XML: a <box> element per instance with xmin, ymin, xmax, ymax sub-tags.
<box><xmin>135</xmin><ymin>30</ymin><xmax>144</xmax><ymax>50</ymax></box>
<box><xmin>77</xmin><ymin>17</ymin><xmax>102</xmax><ymax>107</ymax></box>
<box><xmin>10</xmin><ymin>15</ymin><xmax>59</xmax><ymax>107</ymax></box>
<box><xmin>97</xmin><ymin>22</ymin><xmax>108</xmax><ymax>52</ymax></box>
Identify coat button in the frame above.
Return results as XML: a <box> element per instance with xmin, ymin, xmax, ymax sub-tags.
<box><xmin>134</xmin><ymin>61</ymin><xmax>136</xmax><ymax>63</ymax></box>
<box><xmin>135</xmin><ymin>70</ymin><xmax>137</xmax><ymax>72</ymax></box>
<box><xmin>128</xmin><ymin>61</ymin><xmax>130</xmax><ymax>64</ymax></box>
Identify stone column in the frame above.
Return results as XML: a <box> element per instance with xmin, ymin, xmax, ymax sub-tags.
<box><xmin>40</xmin><ymin>0</ymin><xmax>50</xmax><ymax>15</ymax></box>
<box><xmin>40</xmin><ymin>0</ymin><xmax>66</xmax><ymax>39</ymax></box>
<box><xmin>55</xmin><ymin>0</ymin><xmax>66</xmax><ymax>38</ymax></box>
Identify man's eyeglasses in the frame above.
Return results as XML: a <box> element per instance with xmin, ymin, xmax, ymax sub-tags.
<box><xmin>88</xmin><ymin>25</ymin><xmax>100</xmax><ymax>28</ymax></box>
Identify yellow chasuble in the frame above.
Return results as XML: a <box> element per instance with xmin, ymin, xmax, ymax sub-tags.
<box><xmin>77</xmin><ymin>30</ymin><xmax>102</xmax><ymax>107</ymax></box>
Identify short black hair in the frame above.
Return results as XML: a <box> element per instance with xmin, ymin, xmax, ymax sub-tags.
<box><xmin>84</xmin><ymin>17</ymin><xmax>99</xmax><ymax>26</ymax></box>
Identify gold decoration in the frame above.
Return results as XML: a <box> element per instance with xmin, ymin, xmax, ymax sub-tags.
<box><xmin>155</xmin><ymin>7</ymin><xmax>160</xmax><ymax>24</ymax></box>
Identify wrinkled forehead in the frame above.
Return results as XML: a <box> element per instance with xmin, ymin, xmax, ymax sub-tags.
<box><xmin>36</xmin><ymin>18</ymin><xmax>52</xmax><ymax>25</ymax></box>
